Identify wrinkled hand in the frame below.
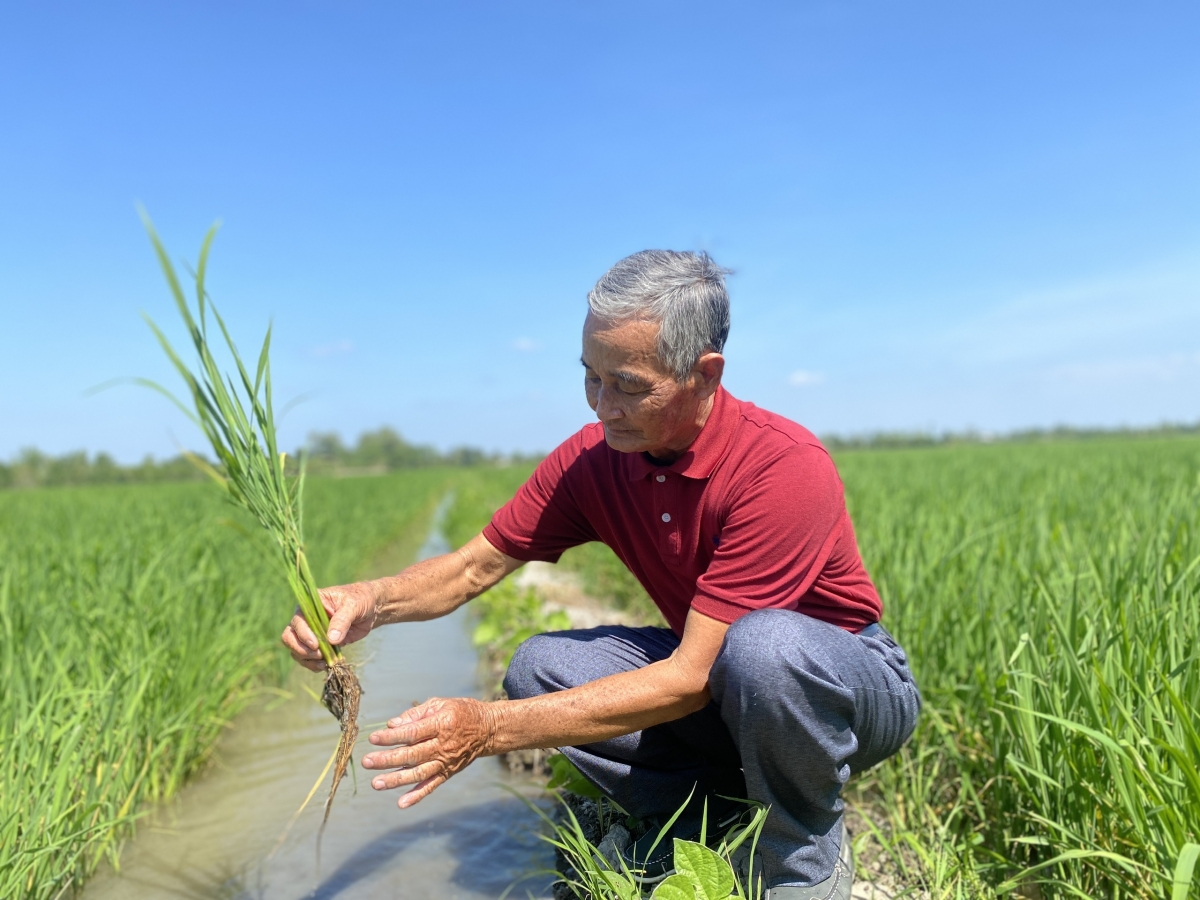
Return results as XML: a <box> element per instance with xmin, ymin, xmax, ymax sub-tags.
<box><xmin>280</xmin><ymin>581</ymin><xmax>380</xmax><ymax>671</ymax></box>
<box><xmin>362</xmin><ymin>697</ymin><xmax>497</xmax><ymax>808</ymax></box>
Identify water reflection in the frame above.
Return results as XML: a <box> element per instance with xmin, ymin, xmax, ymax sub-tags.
<box><xmin>309</xmin><ymin>796</ymin><xmax>552</xmax><ymax>900</ymax></box>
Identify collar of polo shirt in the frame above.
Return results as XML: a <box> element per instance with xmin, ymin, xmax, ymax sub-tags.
<box><xmin>624</xmin><ymin>387</ymin><xmax>740</xmax><ymax>482</ymax></box>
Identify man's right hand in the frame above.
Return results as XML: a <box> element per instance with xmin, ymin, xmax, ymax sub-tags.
<box><xmin>281</xmin><ymin>533</ymin><xmax>523</xmax><ymax>671</ymax></box>
<box><xmin>280</xmin><ymin>581</ymin><xmax>380</xmax><ymax>671</ymax></box>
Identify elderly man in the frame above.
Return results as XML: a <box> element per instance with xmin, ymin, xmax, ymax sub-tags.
<box><xmin>281</xmin><ymin>251</ymin><xmax>921</xmax><ymax>899</ymax></box>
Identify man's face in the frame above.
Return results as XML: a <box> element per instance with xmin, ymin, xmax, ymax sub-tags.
<box><xmin>581</xmin><ymin>313</ymin><xmax>722</xmax><ymax>458</ymax></box>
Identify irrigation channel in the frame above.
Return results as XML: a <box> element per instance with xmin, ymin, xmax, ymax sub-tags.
<box><xmin>83</xmin><ymin>499</ymin><xmax>556</xmax><ymax>900</ymax></box>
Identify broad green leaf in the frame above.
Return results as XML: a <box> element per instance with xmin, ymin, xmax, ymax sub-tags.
<box><xmin>545</xmin><ymin>754</ymin><xmax>603</xmax><ymax>800</ymax></box>
<box><xmin>652</xmin><ymin>873</ymin><xmax>697</xmax><ymax>900</ymax></box>
<box><xmin>673</xmin><ymin>839</ymin><xmax>735</xmax><ymax>900</ymax></box>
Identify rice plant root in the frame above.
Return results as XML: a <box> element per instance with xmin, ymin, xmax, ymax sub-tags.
<box><xmin>321</xmin><ymin>659</ymin><xmax>362</xmax><ymax>822</ymax></box>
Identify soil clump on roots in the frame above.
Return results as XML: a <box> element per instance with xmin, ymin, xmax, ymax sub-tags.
<box><xmin>321</xmin><ymin>659</ymin><xmax>362</xmax><ymax>821</ymax></box>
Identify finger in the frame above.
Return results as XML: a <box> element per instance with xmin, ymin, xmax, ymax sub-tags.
<box><xmin>281</xmin><ymin>629</ymin><xmax>326</xmax><ymax>669</ymax></box>
<box><xmin>326</xmin><ymin>601</ymin><xmax>358</xmax><ymax>645</ymax></box>
<box><xmin>398</xmin><ymin>773</ymin><xmax>447</xmax><ymax>808</ymax></box>
<box><xmin>281</xmin><ymin>629</ymin><xmax>323</xmax><ymax>668</ymax></box>
<box><xmin>280</xmin><ymin>626</ymin><xmax>303</xmax><ymax>655</ymax></box>
<box><xmin>370</xmin><ymin>760</ymin><xmax>442</xmax><ymax>791</ymax></box>
<box><xmin>387</xmin><ymin>699</ymin><xmax>445</xmax><ymax>728</ymax></box>
<box><xmin>365</xmin><ymin>718</ymin><xmax>439</xmax><ymax>752</ymax></box>
<box><xmin>291</xmin><ymin>611</ymin><xmax>321</xmax><ymax>651</ymax></box>
<box><xmin>281</xmin><ymin>624</ymin><xmax>316</xmax><ymax>658</ymax></box>
<box><xmin>384</xmin><ymin>710</ymin><xmax>422</xmax><ymax>729</ymax></box>
<box><xmin>361</xmin><ymin>743</ymin><xmax>427</xmax><ymax>771</ymax></box>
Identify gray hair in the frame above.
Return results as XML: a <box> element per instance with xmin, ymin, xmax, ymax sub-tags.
<box><xmin>587</xmin><ymin>250</ymin><xmax>731</xmax><ymax>380</ymax></box>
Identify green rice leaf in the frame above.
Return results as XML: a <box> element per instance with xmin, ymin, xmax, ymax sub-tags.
<box><xmin>1173</xmin><ymin>843</ymin><xmax>1199</xmax><ymax>900</ymax></box>
<box><xmin>138</xmin><ymin>213</ymin><xmax>340</xmax><ymax>667</ymax></box>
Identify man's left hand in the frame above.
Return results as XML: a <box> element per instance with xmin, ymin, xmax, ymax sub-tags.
<box><xmin>361</xmin><ymin>697</ymin><xmax>497</xmax><ymax>808</ymax></box>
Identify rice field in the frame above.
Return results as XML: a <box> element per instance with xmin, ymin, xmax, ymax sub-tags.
<box><xmin>0</xmin><ymin>470</ymin><xmax>456</xmax><ymax>900</ymax></box>
<box><xmin>2</xmin><ymin>436</ymin><xmax>1197</xmax><ymax>899</ymax></box>
<box><xmin>840</xmin><ymin>437</ymin><xmax>1200</xmax><ymax>899</ymax></box>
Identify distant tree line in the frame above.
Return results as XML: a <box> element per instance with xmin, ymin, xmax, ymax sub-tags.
<box><xmin>302</xmin><ymin>427</ymin><xmax>541</xmax><ymax>475</ymax></box>
<box><xmin>6</xmin><ymin>421</ymin><xmax>1198</xmax><ymax>490</ymax></box>
<box><xmin>823</xmin><ymin>421</ymin><xmax>1200</xmax><ymax>451</ymax></box>
<box><xmin>0</xmin><ymin>449</ymin><xmax>205</xmax><ymax>490</ymax></box>
<box><xmin>0</xmin><ymin>427</ymin><xmax>540</xmax><ymax>490</ymax></box>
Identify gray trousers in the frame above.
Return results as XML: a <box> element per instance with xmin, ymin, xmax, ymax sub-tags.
<box><xmin>503</xmin><ymin>608</ymin><xmax>921</xmax><ymax>888</ymax></box>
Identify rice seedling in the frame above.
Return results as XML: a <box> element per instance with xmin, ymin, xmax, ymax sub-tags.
<box><xmin>136</xmin><ymin>215</ymin><xmax>364</xmax><ymax>819</ymax></box>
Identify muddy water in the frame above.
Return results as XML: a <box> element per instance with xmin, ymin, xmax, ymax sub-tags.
<box><xmin>84</xmin><ymin>505</ymin><xmax>554</xmax><ymax>900</ymax></box>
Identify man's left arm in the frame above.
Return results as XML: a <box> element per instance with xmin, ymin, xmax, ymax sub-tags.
<box><xmin>360</xmin><ymin>608</ymin><xmax>730</xmax><ymax>808</ymax></box>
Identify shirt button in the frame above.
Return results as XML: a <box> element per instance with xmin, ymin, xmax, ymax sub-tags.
<box><xmin>656</xmin><ymin>474</ymin><xmax>666</xmax><ymax>483</ymax></box>
<box><xmin>661</xmin><ymin>513</ymin><xmax>671</xmax><ymax>523</ymax></box>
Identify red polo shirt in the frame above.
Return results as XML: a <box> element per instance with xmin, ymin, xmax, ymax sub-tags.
<box><xmin>483</xmin><ymin>387</ymin><xmax>882</xmax><ymax>636</ymax></box>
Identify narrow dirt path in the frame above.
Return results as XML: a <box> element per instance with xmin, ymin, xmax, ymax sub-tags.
<box><xmin>513</xmin><ymin>561</ymin><xmax>644</xmax><ymax>629</ymax></box>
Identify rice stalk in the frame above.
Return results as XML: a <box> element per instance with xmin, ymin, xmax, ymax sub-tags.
<box><xmin>137</xmin><ymin>213</ymin><xmax>360</xmax><ymax>819</ymax></box>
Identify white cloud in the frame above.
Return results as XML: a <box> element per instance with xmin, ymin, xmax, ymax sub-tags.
<box><xmin>512</xmin><ymin>337</ymin><xmax>541</xmax><ymax>352</ymax></box>
<box><xmin>311</xmin><ymin>339</ymin><xmax>354</xmax><ymax>358</ymax></box>
<box><xmin>789</xmin><ymin>369</ymin><xmax>826</xmax><ymax>387</ymax></box>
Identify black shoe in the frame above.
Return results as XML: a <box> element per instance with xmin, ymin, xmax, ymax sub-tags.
<box><xmin>619</xmin><ymin>797</ymin><xmax>747</xmax><ymax>885</ymax></box>
<box><xmin>757</xmin><ymin>820</ymin><xmax>854</xmax><ymax>900</ymax></box>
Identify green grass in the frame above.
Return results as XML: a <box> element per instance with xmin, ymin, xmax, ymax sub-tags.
<box><xmin>558</xmin><ymin>543</ymin><xmax>660</xmax><ymax>624</ymax></box>
<box><xmin>439</xmin><ymin>467</ymin><xmax>574</xmax><ymax>689</ymax></box>
<box><xmin>442</xmin><ymin>465</ymin><xmax>537</xmax><ymax>548</ymax></box>
<box><xmin>0</xmin><ymin>470</ymin><xmax>456</xmax><ymax>899</ymax></box>
<box><xmin>839</xmin><ymin>437</ymin><xmax>1200</xmax><ymax>899</ymax></box>
<box><xmin>442</xmin><ymin>464</ymin><xmax>660</xmax><ymax>622</ymax></box>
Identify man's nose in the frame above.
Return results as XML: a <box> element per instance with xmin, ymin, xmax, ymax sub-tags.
<box><xmin>595</xmin><ymin>385</ymin><xmax>624</xmax><ymax>421</ymax></box>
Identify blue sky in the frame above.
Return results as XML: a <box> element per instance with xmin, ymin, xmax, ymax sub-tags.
<box><xmin>2</xmin><ymin>1</ymin><xmax>1198</xmax><ymax>461</ymax></box>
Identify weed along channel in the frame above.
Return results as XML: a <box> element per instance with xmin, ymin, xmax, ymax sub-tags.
<box><xmin>80</xmin><ymin>493</ymin><xmax>556</xmax><ymax>900</ymax></box>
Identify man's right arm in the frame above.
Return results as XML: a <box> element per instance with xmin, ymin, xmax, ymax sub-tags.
<box><xmin>281</xmin><ymin>532</ymin><xmax>524</xmax><ymax>671</ymax></box>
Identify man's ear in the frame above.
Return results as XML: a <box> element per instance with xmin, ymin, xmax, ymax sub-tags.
<box><xmin>693</xmin><ymin>352</ymin><xmax>725</xmax><ymax>398</ymax></box>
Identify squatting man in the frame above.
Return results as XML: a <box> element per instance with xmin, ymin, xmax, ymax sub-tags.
<box><xmin>282</xmin><ymin>251</ymin><xmax>921</xmax><ymax>900</ymax></box>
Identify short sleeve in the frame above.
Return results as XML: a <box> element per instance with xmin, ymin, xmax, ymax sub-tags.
<box><xmin>483</xmin><ymin>432</ymin><xmax>599</xmax><ymax>562</ymax></box>
<box><xmin>690</xmin><ymin>445</ymin><xmax>847</xmax><ymax>623</ymax></box>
